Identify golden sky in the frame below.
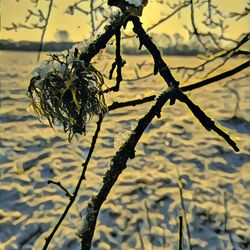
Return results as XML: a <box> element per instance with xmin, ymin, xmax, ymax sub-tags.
<box><xmin>1</xmin><ymin>0</ymin><xmax>249</xmax><ymax>42</ymax></box>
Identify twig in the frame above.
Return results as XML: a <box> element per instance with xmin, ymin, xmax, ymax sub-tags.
<box><xmin>37</xmin><ymin>0</ymin><xmax>54</xmax><ymax>62</ymax></box>
<box><xmin>176</xmin><ymin>170</ymin><xmax>192</xmax><ymax>250</ymax></box>
<box><xmin>189</xmin><ymin>0</ymin><xmax>208</xmax><ymax>51</ymax></box>
<box><xmin>104</xmin><ymin>30</ymin><xmax>125</xmax><ymax>93</ymax></box>
<box><xmin>108</xmin><ymin>95</ymin><xmax>156</xmax><ymax>111</ymax></box>
<box><xmin>47</xmin><ymin>180</ymin><xmax>73</xmax><ymax>198</ymax></box>
<box><xmin>178</xmin><ymin>216</ymin><xmax>183</xmax><ymax>250</ymax></box>
<box><xmin>181</xmin><ymin>60</ymin><xmax>250</xmax><ymax>91</ymax></box>
<box><xmin>175</xmin><ymin>88</ymin><xmax>239</xmax><ymax>152</ymax></box>
<box><xmin>42</xmin><ymin>115</ymin><xmax>103</xmax><ymax>250</ymax></box>
<box><xmin>123</xmin><ymin>71</ymin><xmax>154</xmax><ymax>82</ymax></box>
<box><xmin>144</xmin><ymin>201</ymin><xmax>153</xmax><ymax>249</ymax></box>
<box><xmin>146</xmin><ymin>0</ymin><xmax>190</xmax><ymax>33</ymax></box>
<box><xmin>172</xmin><ymin>33</ymin><xmax>250</xmax><ymax>81</ymax></box>
<box><xmin>224</xmin><ymin>85</ymin><xmax>240</xmax><ymax>117</ymax></box>
<box><xmin>5</xmin><ymin>1</ymin><xmax>54</xmax><ymax>62</ymax></box>
<box><xmin>90</xmin><ymin>0</ymin><xmax>95</xmax><ymax>35</ymax></box>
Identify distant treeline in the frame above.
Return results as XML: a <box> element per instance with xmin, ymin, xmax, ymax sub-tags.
<box><xmin>0</xmin><ymin>34</ymin><xmax>218</xmax><ymax>56</ymax></box>
<box><xmin>119</xmin><ymin>45</ymin><xmax>200</xmax><ymax>56</ymax></box>
<box><xmin>0</xmin><ymin>40</ymin><xmax>75</xmax><ymax>52</ymax></box>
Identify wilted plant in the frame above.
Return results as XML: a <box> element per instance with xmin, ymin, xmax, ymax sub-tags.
<box><xmin>27</xmin><ymin>46</ymin><xmax>107</xmax><ymax>140</ymax></box>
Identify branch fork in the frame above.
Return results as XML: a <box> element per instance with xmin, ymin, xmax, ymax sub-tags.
<box><xmin>38</xmin><ymin>7</ymin><xmax>244</xmax><ymax>250</ymax></box>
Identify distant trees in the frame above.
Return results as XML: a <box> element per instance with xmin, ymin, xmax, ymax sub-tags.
<box><xmin>0</xmin><ymin>32</ymin><xmax>212</xmax><ymax>55</ymax></box>
<box><xmin>55</xmin><ymin>30</ymin><xmax>70</xmax><ymax>42</ymax></box>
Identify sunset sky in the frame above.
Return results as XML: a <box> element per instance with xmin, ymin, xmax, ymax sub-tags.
<box><xmin>1</xmin><ymin>0</ymin><xmax>249</xmax><ymax>42</ymax></box>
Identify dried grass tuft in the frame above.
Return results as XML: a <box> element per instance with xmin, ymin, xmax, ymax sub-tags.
<box><xmin>27</xmin><ymin>49</ymin><xmax>107</xmax><ymax>140</ymax></box>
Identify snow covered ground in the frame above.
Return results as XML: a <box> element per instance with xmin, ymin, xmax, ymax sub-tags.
<box><xmin>0</xmin><ymin>51</ymin><xmax>249</xmax><ymax>249</ymax></box>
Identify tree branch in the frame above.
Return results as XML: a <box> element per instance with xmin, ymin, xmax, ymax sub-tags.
<box><xmin>47</xmin><ymin>180</ymin><xmax>73</xmax><ymax>198</ymax></box>
<box><xmin>107</xmin><ymin>60</ymin><xmax>249</xmax><ymax>112</ymax></box>
<box><xmin>79</xmin><ymin>12</ymin><xmax>128</xmax><ymax>64</ymax></box>
<box><xmin>42</xmin><ymin>115</ymin><xmax>103</xmax><ymax>250</ymax></box>
<box><xmin>37</xmin><ymin>0</ymin><xmax>54</xmax><ymax>62</ymax></box>
<box><xmin>104</xmin><ymin>30</ymin><xmax>125</xmax><ymax>93</ymax></box>
<box><xmin>131</xmin><ymin>16</ymin><xmax>239</xmax><ymax>151</ymax></box>
<box><xmin>108</xmin><ymin>95</ymin><xmax>156</xmax><ymax>111</ymax></box>
<box><xmin>181</xmin><ymin>60</ymin><xmax>250</xmax><ymax>91</ymax></box>
<box><xmin>79</xmin><ymin>52</ymin><xmax>240</xmax><ymax>247</ymax></box>
<box><xmin>80</xmin><ymin>89</ymin><xmax>172</xmax><ymax>249</ymax></box>
<box><xmin>176</xmin><ymin>170</ymin><xmax>192</xmax><ymax>250</ymax></box>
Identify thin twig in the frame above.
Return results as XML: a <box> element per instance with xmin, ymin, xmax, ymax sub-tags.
<box><xmin>178</xmin><ymin>216</ymin><xmax>183</xmax><ymax>250</ymax></box>
<box><xmin>37</xmin><ymin>0</ymin><xmax>54</xmax><ymax>62</ymax></box>
<box><xmin>181</xmin><ymin>60</ymin><xmax>249</xmax><ymax>91</ymax></box>
<box><xmin>172</xmin><ymin>33</ymin><xmax>250</xmax><ymax>81</ymax></box>
<box><xmin>90</xmin><ymin>0</ymin><xmax>95</xmax><ymax>35</ymax></box>
<box><xmin>42</xmin><ymin>115</ymin><xmax>103</xmax><ymax>250</ymax></box>
<box><xmin>176</xmin><ymin>169</ymin><xmax>192</xmax><ymax>250</ymax></box>
<box><xmin>104</xmin><ymin>30</ymin><xmax>125</xmax><ymax>93</ymax></box>
<box><xmin>47</xmin><ymin>180</ymin><xmax>73</xmax><ymax>198</ymax></box>
<box><xmin>190</xmin><ymin>0</ymin><xmax>208</xmax><ymax>50</ymax></box>
<box><xmin>146</xmin><ymin>0</ymin><xmax>190</xmax><ymax>33</ymax></box>
<box><xmin>144</xmin><ymin>201</ymin><xmax>153</xmax><ymax>249</ymax></box>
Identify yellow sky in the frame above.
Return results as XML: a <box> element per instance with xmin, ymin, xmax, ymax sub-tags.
<box><xmin>1</xmin><ymin>0</ymin><xmax>249</xmax><ymax>42</ymax></box>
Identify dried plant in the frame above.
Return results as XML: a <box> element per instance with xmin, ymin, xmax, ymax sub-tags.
<box><xmin>27</xmin><ymin>47</ymin><xmax>107</xmax><ymax>140</ymax></box>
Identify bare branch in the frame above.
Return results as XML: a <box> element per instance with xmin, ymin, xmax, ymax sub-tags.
<box><xmin>176</xmin><ymin>89</ymin><xmax>239</xmax><ymax>151</ymax></box>
<box><xmin>171</xmin><ymin>33</ymin><xmax>250</xmax><ymax>81</ymax></box>
<box><xmin>178</xmin><ymin>215</ymin><xmax>184</xmax><ymax>250</ymax></box>
<box><xmin>131</xmin><ymin>16</ymin><xmax>239</xmax><ymax>151</ymax></box>
<box><xmin>176</xmin><ymin>170</ymin><xmax>192</xmax><ymax>250</ymax></box>
<box><xmin>181</xmin><ymin>60</ymin><xmax>249</xmax><ymax>91</ymax></box>
<box><xmin>37</xmin><ymin>0</ymin><xmax>54</xmax><ymax>62</ymax></box>
<box><xmin>104</xmin><ymin>30</ymin><xmax>126</xmax><ymax>93</ymax></box>
<box><xmin>108</xmin><ymin>60</ymin><xmax>249</xmax><ymax>112</ymax></box>
<box><xmin>189</xmin><ymin>0</ymin><xmax>208</xmax><ymax>50</ymax></box>
<box><xmin>90</xmin><ymin>0</ymin><xmax>95</xmax><ymax>34</ymax></box>
<box><xmin>47</xmin><ymin>180</ymin><xmax>73</xmax><ymax>198</ymax></box>
<box><xmin>80</xmin><ymin>88</ymin><xmax>172</xmax><ymax>250</ymax></box>
<box><xmin>146</xmin><ymin>0</ymin><xmax>190</xmax><ymax>33</ymax></box>
<box><xmin>229</xmin><ymin>7</ymin><xmax>250</xmax><ymax>21</ymax></box>
<box><xmin>42</xmin><ymin>115</ymin><xmax>103</xmax><ymax>250</ymax></box>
